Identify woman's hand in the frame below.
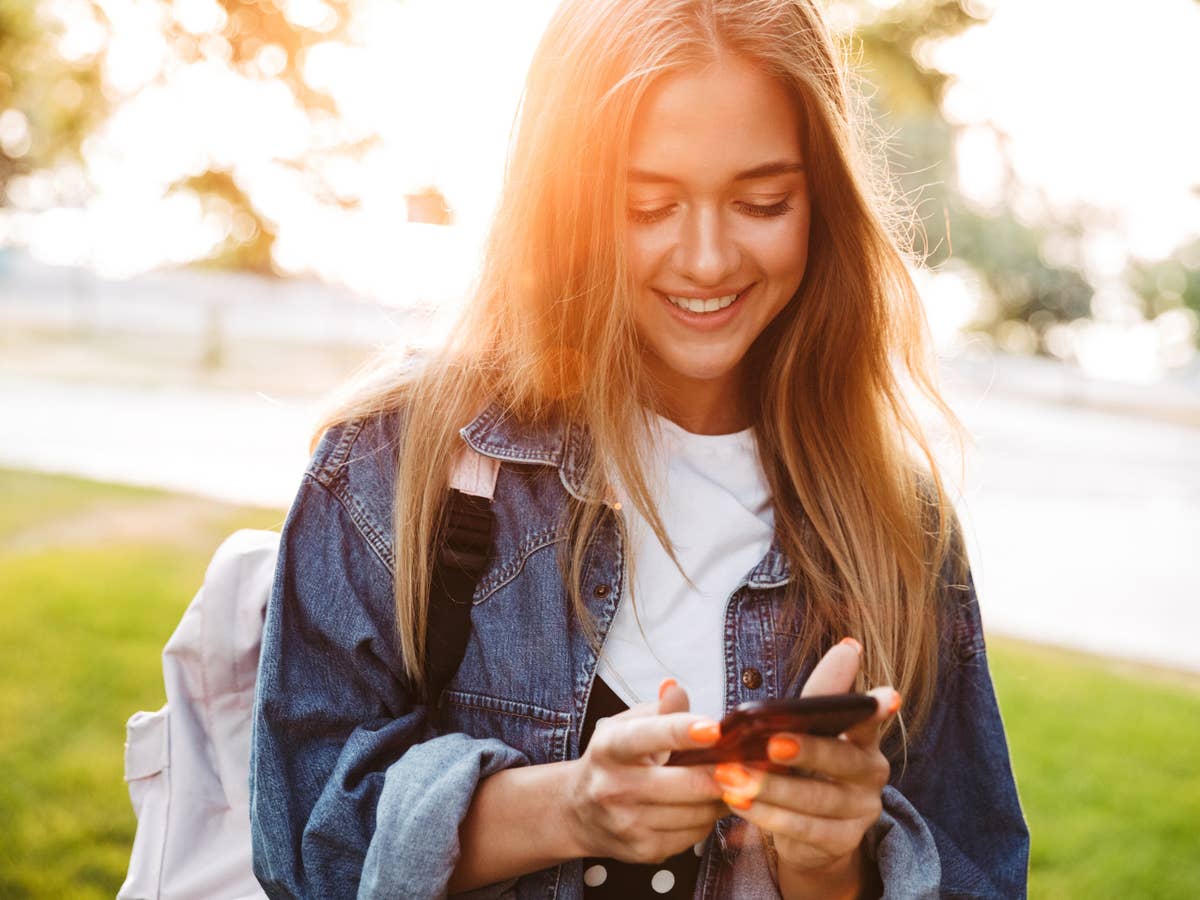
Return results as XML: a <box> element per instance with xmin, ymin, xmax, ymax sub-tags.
<box><xmin>561</xmin><ymin>679</ymin><xmax>727</xmax><ymax>864</ymax></box>
<box><xmin>712</xmin><ymin>640</ymin><xmax>898</xmax><ymax>899</ymax></box>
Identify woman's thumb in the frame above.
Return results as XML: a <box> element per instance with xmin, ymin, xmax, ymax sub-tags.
<box><xmin>656</xmin><ymin>677</ymin><xmax>691</xmax><ymax>714</ymax></box>
<box><xmin>800</xmin><ymin>637</ymin><xmax>862</xmax><ymax>697</ymax></box>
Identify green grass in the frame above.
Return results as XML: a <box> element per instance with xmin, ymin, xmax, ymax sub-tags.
<box><xmin>0</xmin><ymin>467</ymin><xmax>1197</xmax><ymax>897</ymax></box>
<box><xmin>0</xmin><ymin>468</ymin><xmax>283</xmax><ymax>899</ymax></box>
<box><xmin>990</xmin><ymin>640</ymin><xmax>1200</xmax><ymax>898</ymax></box>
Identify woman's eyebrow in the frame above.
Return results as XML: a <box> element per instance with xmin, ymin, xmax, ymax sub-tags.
<box><xmin>627</xmin><ymin>160</ymin><xmax>805</xmax><ymax>184</ymax></box>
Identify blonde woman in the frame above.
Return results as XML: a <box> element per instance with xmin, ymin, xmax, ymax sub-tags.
<box><xmin>249</xmin><ymin>0</ymin><xmax>1028</xmax><ymax>897</ymax></box>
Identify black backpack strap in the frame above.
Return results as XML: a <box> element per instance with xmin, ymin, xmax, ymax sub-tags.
<box><xmin>422</xmin><ymin>447</ymin><xmax>499</xmax><ymax>706</ymax></box>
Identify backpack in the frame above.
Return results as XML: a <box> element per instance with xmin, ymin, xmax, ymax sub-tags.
<box><xmin>118</xmin><ymin>446</ymin><xmax>500</xmax><ymax>900</ymax></box>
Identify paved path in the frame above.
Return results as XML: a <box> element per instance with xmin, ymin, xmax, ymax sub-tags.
<box><xmin>2</xmin><ymin>373</ymin><xmax>314</xmax><ymax>509</ymax></box>
<box><xmin>947</xmin><ymin>386</ymin><xmax>1200</xmax><ymax>672</ymax></box>
<box><xmin>3</xmin><ymin>369</ymin><xmax>1197</xmax><ymax>673</ymax></box>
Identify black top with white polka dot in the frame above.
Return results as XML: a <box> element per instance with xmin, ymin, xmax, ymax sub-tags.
<box><xmin>579</xmin><ymin>677</ymin><xmax>704</xmax><ymax>898</ymax></box>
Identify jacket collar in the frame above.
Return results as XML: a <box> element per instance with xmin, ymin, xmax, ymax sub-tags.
<box><xmin>460</xmin><ymin>400</ymin><xmax>791</xmax><ymax>589</ymax></box>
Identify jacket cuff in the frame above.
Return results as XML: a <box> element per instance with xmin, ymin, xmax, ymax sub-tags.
<box><xmin>865</xmin><ymin>785</ymin><xmax>941</xmax><ymax>899</ymax></box>
<box><xmin>359</xmin><ymin>732</ymin><xmax>530</xmax><ymax>899</ymax></box>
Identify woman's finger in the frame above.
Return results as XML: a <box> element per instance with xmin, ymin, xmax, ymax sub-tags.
<box><xmin>598</xmin><ymin>711</ymin><xmax>721</xmax><ymax>764</ymax></box>
<box><xmin>638</xmin><ymin>764</ymin><xmax>726</xmax><ymax>804</ymax></box>
<box><xmin>719</xmin><ymin>795</ymin><xmax>866</xmax><ymax>860</ymax></box>
<box><xmin>637</xmin><ymin>800</ymin><xmax>727</xmax><ymax>832</ymax></box>
<box><xmin>840</xmin><ymin>687</ymin><xmax>901</xmax><ymax>748</ymax></box>
<box><xmin>763</xmin><ymin>732</ymin><xmax>890</xmax><ymax>787</ymax></box>
<box><xmin>714</xmin><ymin>764</ymin><xmax>876</xmax><ymax>820</ymax></box>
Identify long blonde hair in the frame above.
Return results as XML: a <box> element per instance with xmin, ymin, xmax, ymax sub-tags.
<box><xmin>319</xmin><ymin>0</ymin><xmax>963</xmax><ymax>742</ymax></box>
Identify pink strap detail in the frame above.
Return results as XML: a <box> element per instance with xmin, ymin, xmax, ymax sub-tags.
<box><xmin>449</xmin><ymin>445</ymin><xmax>500</xmax><ymax>499</ymax></box>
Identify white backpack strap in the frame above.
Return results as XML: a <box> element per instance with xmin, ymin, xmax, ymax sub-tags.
<box><xmin>449</xmin><ymin>444</ymin><xmax>499</xmax><ymax>499</ymax></box>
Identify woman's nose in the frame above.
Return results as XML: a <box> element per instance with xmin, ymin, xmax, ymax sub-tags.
<box><xmin>676</xmin><ymin>205</ymin><xmax>739</xmax><ymax>287</ymax></box>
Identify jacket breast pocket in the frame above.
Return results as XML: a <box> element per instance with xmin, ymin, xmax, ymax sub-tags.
<box><xmin>439</xmin><ymin>689</ymin><xmax>572</xmax><ymax>766</ymax></box>
<box><xmin>473</xmin><ymin>526</ymin><xmax>565</xmax><ymax>607</ymax></box>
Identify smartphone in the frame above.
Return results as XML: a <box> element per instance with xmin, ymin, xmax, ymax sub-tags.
<box><xmin>666</xmin><ymin>693</ymin><xmax>877</xmax><ymax>766</ymax></box>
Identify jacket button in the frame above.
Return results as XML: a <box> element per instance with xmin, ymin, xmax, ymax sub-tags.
<box><xmin>741</xmin><ymin>667</ymin><xmax>763</xmax><ymax>690</ymax></box>
<box><xmin>593</xmin><ymin>584</ymin><xmax>610</xmax><ymax>598</ymax></box>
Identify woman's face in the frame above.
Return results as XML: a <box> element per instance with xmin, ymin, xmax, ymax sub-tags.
<box><xmin>625</xmin><ymin>54</ymin><xmax>810</xmax><ymax>432</ymax></box>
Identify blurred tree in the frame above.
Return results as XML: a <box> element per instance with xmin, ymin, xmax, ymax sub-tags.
<box><xmin>160</xmin><ymin>0</ymin><xmax>380</xmax><ymax>272</ymax></box>
<box><xmin>177</xmin><ymin>168</ymin><xmax>275</xmax><ymax>274</ymax></box>
<box><xmin>0</xmin><ymin>0</ymin><xmax>107</xmax><ymax>205</ymax></box>
<box><xmin>1129</xmin><ymin>240</ymin><xmax>1200</xmax><ymax>319</ymax></box>
<box><xmin>847</xmin><ymin>0</ymin><xmax>1096</xmax><ymax>349</ymax></box>
<box><xmin>405</xmin><ymin>186</ymin><xmax>453</xmax><ymax>226</ymax></box>
<box><xmin>3</xmin><ymin>0</ymin><xmax>385</xmax><ymax>273</ymax></box>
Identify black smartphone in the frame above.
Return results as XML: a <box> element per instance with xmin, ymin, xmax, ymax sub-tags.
<box><xmin>666</xmin><ymin>693</ymin><xmax>877</xmax><ymax>766</ymax></box>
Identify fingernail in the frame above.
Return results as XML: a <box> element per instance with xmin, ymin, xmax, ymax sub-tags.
<box><xmin>688</xmin><ymin>720</ymin><xmax>721</xmax><ymax>744</ymax></box>
<box><xmin>714</xmin><ymin>763</ymin><xmax>752</xmax><ymax>789</ymax></box>
<box><xmin>658</xmin><ymin>677</ymin><xmax>677</xmax><ymax>700</ymax></box>
<box><xmin>723</xmin><ymin>791</ymin><xmax>753</xmax><ymax>811</ymax></box>
<box><xmin>888</xmin><ymin>692</ymin><xmax>902</xmax><ymax>715</ymax></box>
<box><xmin>767</xmin><ymin>735</ymin><xmax>800</xmax><ymax>762</ymax></box>
<box><xmin>839</xmin><ymin>636</ymin><xmax>863</xmax><ymax>654</ymax></box>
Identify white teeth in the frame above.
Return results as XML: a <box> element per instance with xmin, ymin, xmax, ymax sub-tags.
<box><xmin>666</xmin><ymin>292</ymin><xmax>738</xmax><ymax>313</ymax></box>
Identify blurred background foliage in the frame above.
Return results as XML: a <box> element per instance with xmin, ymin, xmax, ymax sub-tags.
<box><xmin>0</xmin><ymin>0</ymin><xmax>1197</xmax><ymax>360</ymax></box>
<box><xmin>854</xmin><ymin>0</ymin><xmax>1099</xmax><ymax>337</ymax></box>
<box><xmin>0</xmin><ymin>0</ymin><xmax>108</xmax><ymax>192</ymax></box>
<box><xmin>848</xmin><ymin>0</ymin><xmax>1199</xmax><ymax>353</ymax></box>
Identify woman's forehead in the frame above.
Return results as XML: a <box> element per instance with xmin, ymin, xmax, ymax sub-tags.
<box><xmin>628</xmin><ymin>56</ymin><xmax>804</xmax><ymax>188</ymax></box>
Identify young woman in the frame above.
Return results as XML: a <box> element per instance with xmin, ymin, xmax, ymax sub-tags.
<box><xmin>249</xmin><ymin>1</ymin><xmax>1029</xmax><ymax>897</ymax></box>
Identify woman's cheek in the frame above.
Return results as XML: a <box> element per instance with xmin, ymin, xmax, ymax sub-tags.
<box><xmin>626</xmin><ymin>226</ymin><xmax>674</xmax><ymax>283</ymax></box>
<box><xmin>742</xmin><ymin>216</ymin><xmax>809</xmax><ymax>279</ymax></box>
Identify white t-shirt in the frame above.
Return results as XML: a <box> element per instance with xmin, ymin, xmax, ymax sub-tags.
<box><xmin>595</xmin><ymin>414</ymin><xmax>775</xmax><ymax>721</ymax></box>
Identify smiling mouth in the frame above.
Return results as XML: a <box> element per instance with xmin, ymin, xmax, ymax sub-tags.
<box><xmin>659</xmin><ymin>286</ymin><xmax>750</xmax><ymax>314</ymax></box>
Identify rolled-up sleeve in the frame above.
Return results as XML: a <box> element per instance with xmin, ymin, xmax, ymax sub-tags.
<box><xmin>249</xmin><ymin>460</ymin><xmax>528</xmax><ymax>899</ymax></box>
<box><xmin>867</xmin><ymin>560</ymin><xmax>1030</xmax><ymax>898</ymax></box>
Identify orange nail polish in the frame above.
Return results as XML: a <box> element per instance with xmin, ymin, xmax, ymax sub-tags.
<box><xmin>658</xmin><ymin>678</ymin><xmax>677</xmax><ymax>700</ymax></box>
<box><xmin>714</xmin><ymin>763</ymin><xmax>752</xmax><ymax>789</ymax></box>
<box><xmin>888</xmin><ymin>692</ymin><xmax>902</xmax><ymax>715</ymax></box>
<box><xmin>723</xmin><ymin>791</ymin><xmax>753</xmax><ymax>811</ymax></box>
<box><xmin>688</xmin><ymin>720</ymin><xmax>721</xmax><ymax>744</ymax></box>
<box><xmin>839</xmin><ymin>636</ymin><xmax>863</xmax><ymax>654</ymax></box>
<box><xmin>767</xmin><ymin>735</ymin><xmax>800</xmax><ymax>762</ymax></box>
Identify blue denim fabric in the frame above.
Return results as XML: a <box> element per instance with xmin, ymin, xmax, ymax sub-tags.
<box><xmin>249</xmin><ymin>404</ymin><xmax>1029</xmax><ymax>899</ymax></box>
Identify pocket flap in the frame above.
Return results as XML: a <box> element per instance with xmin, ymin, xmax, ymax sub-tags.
<box><xmin>124</xmin><ymin>707</ymin><xmax>169</xmax><ymax>782</ymax></box>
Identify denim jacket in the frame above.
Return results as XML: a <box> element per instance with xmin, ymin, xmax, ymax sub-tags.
<box><xmin>249</xmin><ymin>403</ymin><xmax>1029</xmax><ymax>899</ymax></box>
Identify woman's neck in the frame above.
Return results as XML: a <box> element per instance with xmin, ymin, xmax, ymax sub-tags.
<box><xmin>652</xmin><ymin>372</ymin><xmax>750</xmax><ymax>435</ymax></box>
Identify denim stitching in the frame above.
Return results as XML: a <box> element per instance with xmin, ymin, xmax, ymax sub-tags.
<box><xmin>722</xmin><ymin>587</ymin><xmax>741</xmax><ymax>716</ymax></box>
<box><xmin>442</xmin><ymin>689</ymin><xmax>571</xmax><ymax>727</ymax></box>
<box><xmin>573</xmin><ymin>514</ymin><xmax>624</xmax><ymax>733</ymax></box>
<box><xmin>752</xmin><ymin>592</ymin><xmax>779</xmax><ymax>700</ymax></box>
<box><xmin>314</xmin><ymin>418</ymin><xmax>366</xmax><ymax>479</ymax></box>
<box><xmin>461</xmin><ymin>404</ymin><xmax>564</xmax><ymax>465</ymax></box>
<box><xmin>465</xmin><ymin>442</ymin><xmax>560</xmax><ymax>463</ymax></box>
<box><xmin>473</xmin><ymin>527</ymin><xmax>567</xmax><ymax>604</ymax></box>
<box><xmin>302</xmin><ymin>474</ymin><xmax>395</xmax><ymax>582</ymax></box>
<box><xmin>339</xmin><ymin>489</ymin><xmax>395</xmax><ymax>573</ymax></box>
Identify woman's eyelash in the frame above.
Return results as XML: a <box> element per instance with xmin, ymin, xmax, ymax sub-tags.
<box><xmin>628</xmin><ymin>206</ymin><xmax>674</xmax><ymax>225</ymax></box>
<box><xmin>739</xmin><ymin>199</ymin><xmax>793</xmax><ymax>217</ymax></box>
<box><xmin>627</xmin><ymin>198</ymin><xmax>794</xmax><ymax>224</ymax></box>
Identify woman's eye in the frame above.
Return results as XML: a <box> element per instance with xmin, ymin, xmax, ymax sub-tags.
<box><xmin>738</xmin><ymin>198</ymin><xmax>793</xmax><ymax>218</ymax></box>
<box><xmin>627</xmin><ymin>197</ymin><xmax>793</xmax><ymax>224</ymax></box>
<box><xmin>628</xmin><ymin>205</ymin><xmax>675</xmax><ymax>225</ymax></box>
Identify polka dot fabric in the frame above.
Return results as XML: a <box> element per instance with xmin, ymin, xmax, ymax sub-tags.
<box><xmin>579</xmin><ymin>678</ymin><xmax>704</xmax><ymax>898</ymax></box>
